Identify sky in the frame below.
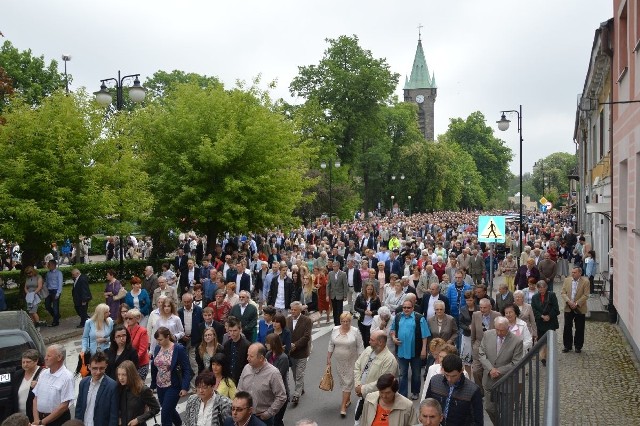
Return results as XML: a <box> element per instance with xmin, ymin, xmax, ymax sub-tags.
<box><xmin>2</xmin><ymin>0</ymin><xmax>612</xmax><ymax>175</ymax></box>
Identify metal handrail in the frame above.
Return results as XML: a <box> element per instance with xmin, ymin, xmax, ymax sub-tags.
<box><xmin>491</xmin><ymin>330</ymin><xmax>559</xmax><ymax>425</ymax></box>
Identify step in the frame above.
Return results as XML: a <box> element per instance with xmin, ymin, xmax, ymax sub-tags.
<box><xmin>586</xmin><ymin>296</ymin><xmax>609</xmax><ymax>322</ymax></box>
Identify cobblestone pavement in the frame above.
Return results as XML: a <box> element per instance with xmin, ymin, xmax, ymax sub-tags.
<box><xmin>557</xmin><ymin>314</ymin><xmax>640</xmax><ymax>425</ymax></box>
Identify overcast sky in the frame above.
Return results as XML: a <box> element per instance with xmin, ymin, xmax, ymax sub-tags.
<box><xmin>3</xmin><ymin>0</ymin><xmax>611</xmax><ymax>175</ymax></box>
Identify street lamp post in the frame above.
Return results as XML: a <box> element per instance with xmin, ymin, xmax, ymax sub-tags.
<box><xmin>320</xmin><ymin>159</ymin><xmax>340</xmax><ymax>226</ymax></box>
<box><xmin>535</xmin><ymin>159</ymin><xmax>545</xmax><ymax>197</ymax></box>
<box><xmin>408</xmin><ymin>195</ymin><xmax>412</xmax><ymax>215</ymax></box>
<box><xmin>61</xmin><ymin>54</ymin><xmax>71</xmax><ymax>94</ymax></box>
<box><xmin>497</xmin><ymin>105</ymin><xmax>523</xmax><ymax>266</ymax></box>
<box><xmin>390</xmin><ymin>195</ymin><xmax>395</xmax><ymax>215</ymax></box>
<box><xmin>94</xmin><ymin>71</ymin><xmax>146</xmax><ymax>277</ymax></box>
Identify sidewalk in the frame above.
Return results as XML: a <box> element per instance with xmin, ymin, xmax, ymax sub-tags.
<box><xmin>38</xmin><ymin>316</ymin><xmax>85</xmax><ymax>345</ymax></box>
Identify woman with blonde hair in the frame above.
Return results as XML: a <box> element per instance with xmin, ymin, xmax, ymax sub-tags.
<box><xmin>327</xmin><ymin>312</ymin><xmax>365</xmax><ymax>417</ymax></box>
<box><xmin>195</xmin><ymin>327</ymin><xmax>223</xmax><ymax>373</ymax></box>
<box><xmin>82</xmin><ymin>303</ymin><xmax>114</xmax><ymax>358</ymax></box>
<box><xmin>116</xmin><ymin>360</ymin><xmax>159</xmax><ymax>426</ymax></box>
<box><xmin>23</xmin><ymin>266</ymin><xmax>44</xmax><ymax>326</ymax></box>
<box><xmin>150</xmin><ymin>299</ymin><xmax>184</xmax><ymax>354</ymax></box>
<box><xmin>298</xmin><ymin>274</ymin><xmax>318</xmax><ymax>315</ymax></box>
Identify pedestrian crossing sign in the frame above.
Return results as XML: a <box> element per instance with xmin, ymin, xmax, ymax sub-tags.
<box><xmin>478</xmin><ymin>216</ymin><xmax>506</xmax><ymax>243</ymax></box>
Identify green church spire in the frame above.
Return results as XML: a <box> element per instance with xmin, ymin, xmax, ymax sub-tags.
<box><xmin>404</xmin><ymin>38</ymin><xmax>436</xmax><ymax>90</ymax></box>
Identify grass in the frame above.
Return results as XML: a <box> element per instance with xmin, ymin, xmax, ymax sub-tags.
<box><xmin>37</xmin><ymin>281</ymin><xmax>113</xmax><ymax>321</ymax></box>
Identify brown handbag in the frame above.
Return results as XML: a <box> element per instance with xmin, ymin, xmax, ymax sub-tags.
<box><xmin>319</xmin><ymin>364</ymin><xmax>334</xmax><ymax>391</ymax></box>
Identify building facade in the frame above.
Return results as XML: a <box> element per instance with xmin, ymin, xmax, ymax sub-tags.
<box><xmin>575</xmin><ymin>19</ymin><xmax>613</xmax><ymax>287</ymax></box>
<box><xmin>612</xmin><ymin>0</ymin><xmax>640</xmax><ymax>358</ymax></box>
<box><xmin>403</xmin><ymin>37</ymin><xmax>437</xmax><ymax>141</ymax></box>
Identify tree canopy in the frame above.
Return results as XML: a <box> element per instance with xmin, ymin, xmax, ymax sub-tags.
<box><xmin>0</xmin><ymin>91</ymin><xmax>150</xmax><ymax>264</ymax></box>
<box><xmin>131</xmin><ymin>81</ymin><xmax>314</xmax><ymax>245</ymax></box>
<box><xmin>0</xmin><ymin>40</ymin><xmax>64</xmax><ymax>114</ymax></box>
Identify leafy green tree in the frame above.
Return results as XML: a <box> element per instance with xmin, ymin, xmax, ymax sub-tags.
<box><xmin>440</xmin><ymin>112</ymin><xmax>513</xmax><ymax>200</ymax></box>
<box><xmin>143</xmin><ymin>69</ymin><xmax>222</xmax><ymax>102</ymax></box>
<box><xmin>131</xmin><ymin>81</ymin><xmax>314</xmax><ymax>246</ymax></box>
<box><xmin>290</xmin><ymin>35</ymin><xmax>400</xmax><ymax>210</ymax></box>
<box><xmin>0</xmin><ymin>40</ymin><xmax>64</xmax><ymax>114</ymax></box>
<box><xmin>531</xmin><ymin>152</ymin><xmax>577</xmax><ymax>202</ymax></box>
<box><xmin>0</xmin><ymin>91</ymin><xmax>148</xmax><ymax>265</ymax></box>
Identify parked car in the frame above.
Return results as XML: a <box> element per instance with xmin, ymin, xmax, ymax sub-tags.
<box><xmin>0</xmin><ymin>310</ymin><xmax>46</xmax><ymax>422</ymax></box>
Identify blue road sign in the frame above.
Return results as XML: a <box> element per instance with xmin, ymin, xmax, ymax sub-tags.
<box><xmin>478</xmin><ymin>216</ymin><xmax>506</xmax><ymax>243</ymax></box>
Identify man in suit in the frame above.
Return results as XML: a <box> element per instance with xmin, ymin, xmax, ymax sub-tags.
<box><xmin>327</xmin><ymin>260</ymin><xmax>348</xmax><ymax>325</ymax></box>
<box><xmin>223</xmin><ymin>391</ymin><xmax>267</xmax><ymax>426</ymax></box>
<box><xmin>560</xmin><ymin>267</ymin><xmax>590</xmax><ymax>353</ymax></box>
<box><xmin>267</xmin><ymin>247</ymin><xmax>281</xmax><ymax>265</ymax></box>
<box><xmin>235</xmin><ymin>261</ymin><xmax>252</xmax><ymax>293</ymax></box>
<box><xmin>152</xmin><ymin>276</ymin><xmax>179</xmax><ymax>308</ymax></box>
<box><xmin>422</xmin><ymin>283</ymin><xmax>450</xmax><ymax>319</ymax></box>
<box><xmin>178</xmin><ymin>258</ymin><xmax>201</xmax><ymax>296</ymax></box>
<box><xmin>329</xmin><ymin>246</ymin><xmax>345</xmax><ymax>269</ymax></box>
<box><xmin>538</xmin><ymin>252</ymin><xmax>558</xmax><ymax>292</ymax></box>
<box><xmin>286</xmin><ymin>301</ymin><xmax>313</xmax><ymax>406</ymax></box>
<box><xmin>384</xmin><ymin>249</ymin><xmax>402</xmax><ymax>283</ymax></box>
<box><xmin>468</xmin><ymin>249</ymin><xmax>485</xmax><ymax>285</ymax></box>
<box><xmin>199</xmin><ymin>306</ymin><xmax>226</xmax><ymax>345</ymax></box>
<box><xmin>495</xmin><ymin>282</ymin><xmax>515</xmax><ymax>314</ymax></box>
<box><xmin>470</xmin><ymin>298</ymin><xmax>501</xmax><ymax>387</ymax></box>
<box><xmin>74</xmin><ymin>351</ymin><xmax>118</xmax><ymax>426</ymax></box>
<box><xmin>267</xmin><ymin>264</ymin><xmax>294</xmax><ymax>316</ymax></box>
<box><xmin>230</xmin><ymin>291</ymin><xmax>258</xmax><ymax>342</ymax></box>
<box><xmin>174</xmin><ymin>248</ymin><xmax>189</xmax><ymax>273</ymax></box>
<box><xmin>179</xmin><ymin>292</ymin><xmax>204</xmax><ymax>378</ymax></box>
<box><xmin>344</xmin><ymin>258</ymin><xmax>362</xmax><ymax>314</ymax></box>
<box><xmin>71</xmin><ymin>268</ymin><xmax>92</xmax><ymax>328</ymax></box>
<box><xmin>478</xmin><ymin>316</ymin><xmax>524</xmax><ymax>425</ymax></box>
<box><xmin>142</xmin><ymin>265</ymin><xmax>159</xmax><ymax>296</ymax></box>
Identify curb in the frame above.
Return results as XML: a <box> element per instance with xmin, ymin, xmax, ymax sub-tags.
<box><xmin>41</xmin><ymin>328</ymin><xmax>84</xmax><ymax>345</ymax></box>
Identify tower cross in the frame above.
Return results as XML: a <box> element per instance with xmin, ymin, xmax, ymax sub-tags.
<box><xmin>418</xmin><ymin>23</ymin><xmax>423</xmax><ymax>41</ymax></box>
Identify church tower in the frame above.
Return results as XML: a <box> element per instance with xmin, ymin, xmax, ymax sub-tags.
<box><xmin>403</xmin><ymin>31</ymin><xmax>437</xmax><ymax>141</ymax></box>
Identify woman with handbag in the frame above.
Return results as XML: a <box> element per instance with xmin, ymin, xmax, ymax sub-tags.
<box><xmin>105</xmin><ymin>324</ymin><xmax>139</xmax><ymax>380</ymax></box>
<box><xmin>124</xmin><ymin>276</ymin><xmax>151</xmax><ymax>327</ymax></box>
<box><xmin>81</xmin><ymin>303</ymin><xmax>114</xmax><ymax>360</ymax></box>
<box><xmin>105</xmin><ymin>269</ymin><xmax>125</xmax><ymax>320</ymax></box>
<box><xmin>23</xmin><ymin>266</ymin><xmax>44</xmax><ymax>326</ymax></box>
<box><xmin>151</xmin><ymin>327</ymin><xmax>192</xmax><ymax>426</ymax></box>
<box><xmin>117</xmin><ymin>360</ymin><xmax>160</xmax><ymax>426</ymax></box>
<box><xmin>327</xmin><ymin>312</ymin><xmax>365</xmax><ymax>417</ymax></box>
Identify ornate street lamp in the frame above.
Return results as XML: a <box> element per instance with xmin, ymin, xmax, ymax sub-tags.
<box><xmin>94</xmin><ymin>71</ymin><xmax>146</xmax><ymax>277</ymax></box>
<box><xmin>497</xmin><ymin>105</ymin><xmax>523</xmax><ymax>266</ymax></box>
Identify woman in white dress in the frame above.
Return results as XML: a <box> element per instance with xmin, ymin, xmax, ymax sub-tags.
<box><xmin>327</xmin><ymin>312</ymin><xmax>364</xmax><ymax>417</ymax></box>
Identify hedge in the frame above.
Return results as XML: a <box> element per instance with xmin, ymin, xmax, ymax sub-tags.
<box><xmin>1</xmin><ymin>258</ymin><xmax>172</xmax><ymax>311</ymax></box>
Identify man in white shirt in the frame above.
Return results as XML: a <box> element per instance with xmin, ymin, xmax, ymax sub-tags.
<box><xmin>32</xmin><ymin>344</ymin><xmax>75</xmax><ymax>426</ymax></box>
<box><xmin>345</xmin><ymin>259</ymin><xmax>362</xmax><ymax>314</ymax></box>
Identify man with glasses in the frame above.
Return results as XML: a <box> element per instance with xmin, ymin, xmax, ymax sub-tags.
<box><xmin>470</xmin><ymin>298</ymin><xmax>500</xmax><ymax>388</ymax></box>
<box><xmin>390</xmin><ymin>300</ymin><xmax>430</xmax><ymax>400</ymax></box>
<box><xmin>230</xmin><ymin>291</ymin><xmax>258</xmax><ymax>342</ymax></box>
<box><xmin>185</xmin><ymin>371</ymin><xmax>232</xmax><ymax>426</ymax></box>
<box><xmin>74</xmin><ymin>351</ymin><xmax>118</xmax><ymax>426</ymax></box>
<box><xmin>223</xmin><ymin>391</ymin><xmax>265</xmax><ymax>426</ymax></box>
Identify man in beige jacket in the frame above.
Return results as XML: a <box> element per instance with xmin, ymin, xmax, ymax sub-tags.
<box><xmin>353</xmin><ymin>330</ymin><xmax>398</xmax><ymax>426</ymax></box>
<box><xmin>560</xmin><ymin>267</ymin><xmax>590</xmax><ymax>353</ymax></box>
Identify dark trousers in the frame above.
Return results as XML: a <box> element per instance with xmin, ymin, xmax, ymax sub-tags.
<box><xmin>331</xmin><ymin>298</ymin><xmax>344</xmax><ymax>326</ymax></box>
<box><xmin>358</xmin><ymin>322</ymin><xmax>371</xmax><ymax>348</ymax></box>
<box><xmin>39</xmin><ymin>410</ymin><xmax>70</xmax><ymax>426</ymax></box>
<box><xmin>157</xmin><ymin>386</ymin><xmax>182</xmax><ymax>426</ymax></box>
<box><xmin>563</xmin><ymin>311</ymin><xmax>586</xmax><ymax>350</ymax></box>
<box><xmin>75</xmin><ymin>303</ymin><xmax>89</xmax><ymax>325</ymax></box>
<box><xmin>398</xmin><ymin>356</ymin><xmax>422</xmax><ymax>397</ymax></box>
<box><xmin>273</xmin><ymin>398</ymin><xmax>287</xmax><ymax>426</ymax></box>
<box><xmin>44</xmin><ymin>293</ymin><xmax>60</xmax><ymax>324</ymax></box>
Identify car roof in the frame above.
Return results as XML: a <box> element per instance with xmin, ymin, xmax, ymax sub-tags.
<box><xmin>0</xmin><ymin>311</ymin><xmax>46</xmax><ymax>357</ymax></box>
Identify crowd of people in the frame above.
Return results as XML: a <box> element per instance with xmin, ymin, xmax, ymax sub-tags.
<box><xmin>5</xmin><ymin>209</ymin><xmax>596</xmax><ymax>426</ymax></box>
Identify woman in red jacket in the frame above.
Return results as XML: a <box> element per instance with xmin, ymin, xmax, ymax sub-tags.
<box><xmin>126</xmin><ymin>307</ymin><xmax>150</xmax><ymax>380</ymax></box>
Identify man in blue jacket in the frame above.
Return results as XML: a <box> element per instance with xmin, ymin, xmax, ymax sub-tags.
<box><xmin>75</xmin><ymin>351</ymin><xmax>118</xmax><ymax>426</ymax></box>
